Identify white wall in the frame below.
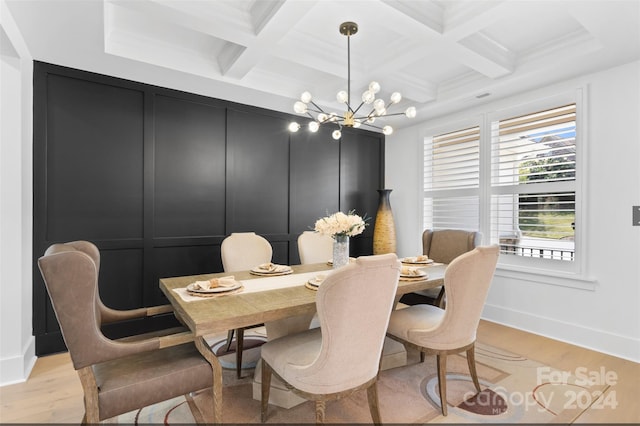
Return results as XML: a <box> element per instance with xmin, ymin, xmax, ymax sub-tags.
<box><xmin>387</xmin><ymin>60</ymin><xmax>640</xmax><ymax>362</ymax></box>
<box><xmin>0</xmin><ymin>0</ymin><xmax>35</xmax><ymax>385</ymax></box>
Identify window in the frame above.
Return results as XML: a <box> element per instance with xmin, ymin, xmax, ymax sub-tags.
<box><xmin>491</xmin><ymin>104</ymin><xmax>576</xmax><ymax>261</ymax></box>
<box><xmin>424</xmin><ymin>96</ymin><xmax>582</xmax><ymax>274</ymax></box>
<box><xmin>423</xmin><ymin>126</ymin><xmax>480</xmax><ymax>232</ymax></box>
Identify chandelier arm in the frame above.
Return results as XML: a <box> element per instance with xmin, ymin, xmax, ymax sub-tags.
<box><xmin>358</xmin><ymin>121</ymin><xmax>384</xmax><ymax>131</ymax></box>
<box><xmin>381</xmin><ymin>111</ymin><xmax>410</xmax><ymax>118</ymax></box>
<box><xmin>309</xmin><ymin>101</ymin><xmax>327</xmax><ymax>114</ymax></box>
<box><xmin>351</xmin><ymin>101</ymin><xmax>366</xmax><ymax>115</ymax></box>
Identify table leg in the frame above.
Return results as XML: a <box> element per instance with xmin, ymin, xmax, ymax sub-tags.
<box><xmin>194</xmin><ymin>336</ymin><xmax>223</xmax><ymax>424</ymax></box>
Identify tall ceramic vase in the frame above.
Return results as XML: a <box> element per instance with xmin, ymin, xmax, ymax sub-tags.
<box><xmin>332</xmin><ymin>234</ymin><xmax>350</xmax><ymax>269</ymax></box>
<box><xmin>373</xmin><ymin>189</ymin><xmax>397</xmax><ymax>254</ymax></box>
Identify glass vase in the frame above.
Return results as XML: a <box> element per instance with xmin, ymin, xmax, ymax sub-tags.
<box><xmin>332</xmin><ymin>234</ymin><xmax>350</xmax><ymax>269</ymax></box>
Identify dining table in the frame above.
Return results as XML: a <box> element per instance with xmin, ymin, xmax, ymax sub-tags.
<box><xmin>159</xmin><ymin>259</ymin><xmax>446</xmax><ymax>423</ymax></box>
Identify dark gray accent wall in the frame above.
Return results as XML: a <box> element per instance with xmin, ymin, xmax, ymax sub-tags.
<box><xmin>32</xmin><ymin>61</ymin><xmax>384</xmax><ymax>355</ymax></box>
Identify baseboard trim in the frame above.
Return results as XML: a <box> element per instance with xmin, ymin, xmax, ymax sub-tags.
<box><xmin>482</xmin><ymin>303</ymin><xmax>640</xmax><ymax>363</ymax></box>
<box><xmin>0</xmin><ymin>336</ymin><xmax>36</xmax><ymax>386</ymax></box>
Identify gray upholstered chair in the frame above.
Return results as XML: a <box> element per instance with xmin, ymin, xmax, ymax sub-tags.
<box><xmin>297</xmin><ymin>231</ymin><xmax>334</xmax><ymax>264</ymax></box>
<box><xmin>43</xmin><ymin>240</ymin><xmax>186</xmax><ymax>335</ymax></box>
<box><xmin>387</xmin><ymin>245</ymin><xmax>499</xmax><ymax>416</ymax></box>
<box><xmin>38</xmin><ymin>242</ymin><xmax>213</xmax><ymax>423</ymax></box>
<box><xmin>221</xmin><ymin>232</ymin><xmax>273</xmax><ymax>378</ymax></box>
<box><xmin>405</xmin><ymin>229</ymin><xmax>482</xmax><ymax>308</ymax></box>
<box><xmin>260</xmin><ymin>253</ymin><xmax>401</xmax><ymax>424</ymax></box>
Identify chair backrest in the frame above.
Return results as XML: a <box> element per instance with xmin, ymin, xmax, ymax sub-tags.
<box><xmin>38</xmin><ymin>245</ymin><xmax>158</xmax><ymax>370</ymax></box>
<box><xmin>221</xmin><ymin>232</ymin><xmax>273</xmax><ymax>272</ymax></box>
<box><xmin>293</xmin><ymin>253</ymin><xmax>400</xmax><ymax>394</ymax></box>
<box><xmin>297</xmin><ymin>231</ymin><xmax>334</xmax><ymax>264</ymax></box>
<box><xmin>422</xmin><ymin>229</ymin><xmax>482</xmax><ymax>264</ymax></box>
<box><xmin>409</xmin><ymin>245</ymin><xmax>499</xmax><ymax>349</ymax></box>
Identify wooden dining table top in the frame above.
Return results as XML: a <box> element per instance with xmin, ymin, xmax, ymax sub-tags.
<box><xmin>159</xmin><ymin>261</ymin><xmax>446</xmax><ymax>338</ymax></box>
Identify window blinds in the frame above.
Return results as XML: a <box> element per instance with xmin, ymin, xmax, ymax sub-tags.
<box><xmin>490</xmin><ymin>104</ymin><xmax>576</xmax><ymax>260</ymax></box>
<box><xmin>423</xmin><ymin>126</ymin><xmax>480</xmax><ymax>231</ymax></box>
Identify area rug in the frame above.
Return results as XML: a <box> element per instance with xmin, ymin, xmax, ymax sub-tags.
<box><xmin>116</xmin><ymin>340</ymin><xmax>609</xmax><ymax>424</ymax></box>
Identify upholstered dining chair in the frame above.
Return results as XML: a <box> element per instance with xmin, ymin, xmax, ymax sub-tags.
<box><xmin>44</xmin><ymin>240</ymin><xmax>186</xmax><ymax>336</ymax></box>
<box><xmin>387</xmin><ymin>245</ymin><xmax>499</xmax><ymax>416</ymax></box>
<box><xmin>404</xmin><ymin>229</ymin><xmax>482</xmax><ymax>308</ymax></box>
<box><xmin>297</xmin><ymin>231</ymin><xmax>334</xmax><ymax>264</ymax></box>
<box><xmin>260</xmin><ymin>253</ymin><xmax>401</xmax><ymax>424</ymax></box>
<box><xmin>220</xmin><ymin>232</ymin><xmax>273</xmax><ymax>378</ymax></box>
<box><xmin>38</xmin><ymin>242</ymin><xmax>213</xmax><ymax>423</ymax></box>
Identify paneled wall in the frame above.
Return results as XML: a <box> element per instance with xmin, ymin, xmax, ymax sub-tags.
<box><xmin>32</xmin><ymin>62</ymin><xmax>384</xmax><ymax>355</ymax></box>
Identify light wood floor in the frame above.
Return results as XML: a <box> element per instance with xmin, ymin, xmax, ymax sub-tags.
<box><xmin>1</xmin><ymin>320</ymin><xmax>638</xmax><ymax>423</ymax></box>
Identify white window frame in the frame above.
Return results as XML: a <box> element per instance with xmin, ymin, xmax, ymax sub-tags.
<box><xmin>421</xmin><ymin>89</ymin><xmax>594</xmax><ymax>290</ymax></box>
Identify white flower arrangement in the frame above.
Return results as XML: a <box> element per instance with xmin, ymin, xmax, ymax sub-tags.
<box><xmin>314</xmin><ymin>210</ymin><xmax>368</xmax><ymax>239</ymax></box>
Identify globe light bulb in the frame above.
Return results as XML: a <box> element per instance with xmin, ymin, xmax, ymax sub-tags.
<box><xmin>309</xmin><ymin>121</ymin><xmax>320</xmax><ymax>132</ymax></box>
<box><xmin>317</xmin><ymin>113</ymin><xmax>328</xmax><ymax>123</ymax></box>
<box><xmin>329</xmin><ymin>112</ymin><xmax>338</xmax><ymax>122</ymax></box>
<box><xmin>382</xmin><ymin>125</ymin><xmax>393</xmax><ymax>136</ymax></box>
<box><xmin>390</xmin><ymin>92</ymin><xmax>402</xmax><ymax>104</ymax></box>
<box><xmin>300</xmin><ymin>91</ymin><xmax>312</xmax><ymax>103</ymax></box>
<box><xmin>353</xmin><ymin>120</ymin><xmax>362</xmax><ymax>128</ymax></box>
<box><xmin>405</xmin><ymin>106</ymin><xmax>417</xmax><ymax>118</ymax></box>
<box><xmin>369</xmin><ymin>81</ymin><xmax>380</xmax><ymax>94</ymax></box>
<box><xmin>361</xmin><ymin>90</ymin><xmax>375</xmax><ymax>104</ymax></box>
<box><xmin>332</xmin><ymin>130</ymin><xmax>342</xmax><ymax>140</ymax></box>
<box><xmin>336</xmin><ymin>91</ymin><xmax>348</xmax><ymax>104</ymax></box>
<box><xmin>294</xmin><ymin>101</ymin><xmax>307</xmax><ymax>114</ymax></box>
<box><xmin>288</xmin><ymin>122</ymin><xmax>301</xmax><ymax>132</ymax></box>
<box><xmin>366</xmin><ymin>116</ymin><xmax>376</xmax><ymax>124</ymax></box>
<box><xmin>373</xmin><ymin>98</ymin><xmax>385</xmax><ymax>111</ymax></box>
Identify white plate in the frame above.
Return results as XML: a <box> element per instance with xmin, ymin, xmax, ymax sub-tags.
<box><xmin>307</xmin><ymin>275</ymin><xmax>326</xmax><ymax>287</ymax></box>
<box><xmin>186</xmin><ymin>281</ymin><xmax>242</xmax><ymax>293</ymax></box>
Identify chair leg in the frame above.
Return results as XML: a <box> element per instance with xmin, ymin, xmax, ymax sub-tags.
<box><xmin>261</xmin><ymin>360</ymin><xmax>272</xmax><ymax>423</ymax></box>
<box><xmin>225</xmin><ymin>329</ymin><xmax>235</xmax><ymax>352</ymax></box>
<box><xmin>420</xmin><ymin>351</ymin><xmax>425</xmax><ymax>363</ymax></box>
<box><xmin>236</xmin><ymin>328</ymin><xmax>245</xmax><ymax>379</ymax></box>
<box><xmin>436</xmin><ymin>354</ymin><xmax>448</xmax><ymax>416</ymax></box>
<box><xmin>435</xmin><ymin>287</ymin><xmax>446</xmax><ymax>309</ymax></box>
<box><xmin>315</xmin><ymin>400</ymin><xmax>326</xmax><ymax>424</ymax></box>
<box><xmin>466</xmin><ymin>345</ymin><xmax>481</xmax><ymax>393</ymax></box>
<box><xmin>366</xmin><ymin>382</ymin><xmax>382</xmax><ymax>425</ymax></box>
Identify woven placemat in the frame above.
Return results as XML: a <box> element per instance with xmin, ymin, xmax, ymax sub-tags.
<box><xmin>249</xmin><ymin>270</ymin><xmax>293</xmax><ymax>277</ymax></box>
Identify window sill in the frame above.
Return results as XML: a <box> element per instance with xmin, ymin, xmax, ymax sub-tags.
<box><xmin>495</xmin><ymin>264</ymin><xmax>597</xmax><ymax>291</ymax></box>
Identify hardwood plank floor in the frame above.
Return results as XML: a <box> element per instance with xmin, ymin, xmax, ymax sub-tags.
<box><xmin>1</xmin><ymin>320</ymin><xmax>638</xmax><ymax>423</ymax></box>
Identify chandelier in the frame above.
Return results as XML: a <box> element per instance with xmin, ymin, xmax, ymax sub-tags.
<box><xmin>288</xmin><ymin>21</ymin><xmax>416</xmax><ymax>140</ymax></box>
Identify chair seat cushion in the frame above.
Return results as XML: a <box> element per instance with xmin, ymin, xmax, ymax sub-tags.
<box><xmin>93</xmin><ymin>343</ymin><xmax>211</xmax><ymax>420</ymax></box>
<box><xmin>261</xmin><ymin>328</ymin><xmax>323</xmax><ymax>392</ymax></box>
<box><xmin>387</xmin><ymin>304</ymin><xmax>444</xmax><ymax>342</ymax></box>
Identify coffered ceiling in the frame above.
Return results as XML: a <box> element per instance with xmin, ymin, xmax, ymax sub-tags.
<box><xmin>5</xmin><ymin>0</ymin><xmax>640</xmax><ymax>128</ymax></box>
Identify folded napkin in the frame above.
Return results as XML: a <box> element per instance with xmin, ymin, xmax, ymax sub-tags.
<box><xmin>401</xmin><ymin>266</ymin><xmax>423</xmax><ymax>276</ymax></box>
<box><xmin>257</xmin><ymin>262</ymin><xmax>289</xmax><ymax>272</ymax></box>
<box><xmin>191</xmin><ymin>276</ymin><xmax>237</xmax><ymax>290</ymax></box>
<box><xmin>415</xmin><ymin>255</ymin><xmax>430</xmax><ymax>262</ymax></box>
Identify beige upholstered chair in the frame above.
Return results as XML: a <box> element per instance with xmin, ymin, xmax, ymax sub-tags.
<box><xmin>387</xmin><ymin>245</ymin><xmax>499</xmax><ymax>416</ymax></box>
<box><xmin>406</xmin><ymin>229</ymin><xmax>482</xmax><ymax>308</ymax></box>
<box><xmin>260</xmin><ymin>253</ymin><xmax>401</xmax><ymax>424</ymax></box>
<box><xmin>38</xmin><ymin>242</ymin><xmax>212</xmax><ymax>423</ymax></box>
<box><xmin>297</xmin><ymin>231</ymin><xmax>334</xmax><ymax>264</ymax></box>
<box><xmin>221</xmin><ymin>232</ymin><xmax>273</xmax><ymax>378</ymax></box>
